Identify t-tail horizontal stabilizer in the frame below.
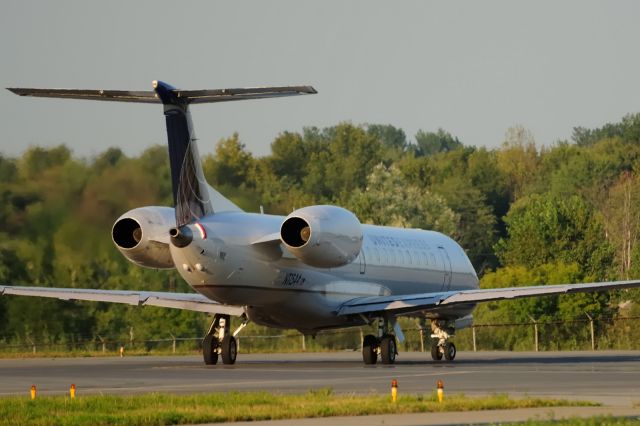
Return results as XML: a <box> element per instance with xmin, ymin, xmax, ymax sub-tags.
<box><xmin>7</xmin><ymin>83</ymin><xmax>317</xmax><ymax>104</ymax></box>
<box><xmin>8</xmin><ymin>81</ymin><xmax>317</xmax><ymax>227</ymax></box>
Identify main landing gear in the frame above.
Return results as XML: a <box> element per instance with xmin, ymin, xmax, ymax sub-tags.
<box><xmin>362</xmin><ymin>317</ymin><xmax>398</xmax><ymax>365</ymax></box>
<box><xmin>429</xmin><ymin>319</ymin><xmax>456</xmax><ymax>361</ymax></box>
<box><xmin>203</xmin><ymin>314</ymin><xmax>248</xmax><ymax>365</ymax></box>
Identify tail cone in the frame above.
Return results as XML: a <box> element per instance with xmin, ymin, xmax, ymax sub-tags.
<box><xmin>170</xmin><ymin>226</ymin><xmax>193</xmax><ymax>248</ymax></box>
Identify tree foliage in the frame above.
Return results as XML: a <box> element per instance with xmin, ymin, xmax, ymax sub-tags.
<box><xmin>415</xmin><ymin>128</ymin><xmax>463</xmax><ymax>156</ymax></box>
<box><xmin>496</xmin><ymin>193</ymin><xmax>614</xmax><ymax>280</ymax></box>
<box><xmin>1</xmin><ymin>113</ymin><xmax>640</xmax><ymax>349</ymax></box>
<box><xmin>347</xmin><ymin>164</ymin><xmax>458</xmax><ymax>234</ymax></box>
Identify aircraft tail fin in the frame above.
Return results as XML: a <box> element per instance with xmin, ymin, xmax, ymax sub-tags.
<box><xmin>9</xmin><ymin>81</ymin><xmax>316</xmax><ymax>226</ymax></box>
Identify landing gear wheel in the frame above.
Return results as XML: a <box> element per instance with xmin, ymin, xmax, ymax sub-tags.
<box><xmin>362</xmin><ymin>334</ymin><xmax>378</xmax><ymax>365</ymax></box>
<box><xmin>221</xmin><ymin>335</ymin><xmax>237</xmax><ymax>365</ymax></box>
<box><xmin>430</xmin><ymin>341</ymin><xmax>443</xmax><ymax>361</ymax></box>
<box><xmin>380</xmin><ymin>334</ymin><xmax>397</xmax><ymax>365</ymax></box>
<box><xmin>444</xmin><ymin>342</ymin><xmax>456</xmax><ymax>361</ymax></box>
<box><xmin>203</xmin><ymin>335</ymin><xmax>219</xmax><ymax>365</ymax></box>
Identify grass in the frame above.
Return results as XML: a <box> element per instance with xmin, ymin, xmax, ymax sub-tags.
<box><xmin>0</xmin><ymin>389</ymin><xmax>597</xmax><ymax>426</ymax></box>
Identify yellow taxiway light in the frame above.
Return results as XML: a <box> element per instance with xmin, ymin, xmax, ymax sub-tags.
<box><xmin>391</xmin><ymin>379</ymin><xmax>398</xmax><ymax>402</ymax></box>
<box><xmin>437</xmin><ymin>379</ymin><xmax>444</xmax><ymax>403</ymax></box>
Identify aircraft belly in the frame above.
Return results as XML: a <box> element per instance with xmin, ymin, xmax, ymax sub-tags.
<box><xmin>169</xmin><ymin>235</ymin><xmax>349</xmax><ymax>328</ymax></box>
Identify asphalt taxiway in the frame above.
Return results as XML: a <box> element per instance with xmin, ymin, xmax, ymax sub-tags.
<box><xmin>1</xmin><ymin>351</ymin><xmax>639</xmax><ymax>406</ymax></box>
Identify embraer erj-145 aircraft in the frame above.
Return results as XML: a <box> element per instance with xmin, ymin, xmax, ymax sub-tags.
<box><xmin>3</xmin><ymin>81</ymin><xmax>640</xmax><ymax>366</ymax></box>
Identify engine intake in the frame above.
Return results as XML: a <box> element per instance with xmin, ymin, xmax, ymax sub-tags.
<box><xmin>281</xmin><ymin>217</ymin><xmax>311</xmax><ymax>248</ymax></box>
<box><xmin>281</xmin><ymin>205</ymin><xmax>362</xmax><ymax>268</ymax></box>
<box><xmin>112</xmin><ymin>218</ymin><xmax>143</xmax><ymax>249</ymax></box>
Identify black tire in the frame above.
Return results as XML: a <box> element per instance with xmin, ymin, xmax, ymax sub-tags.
<box><xmin>430</xmin><ymin>341</ymin><xmax>443</xmax><ymax>361</ymax></box>
<box><xmin>221</xmin><ymin>335</ymin><xmax>237</xmax><ymax>365</ymax></box>
<box><xmin>203</xmin><ymin>335</ymin><xmax>219</xmax><ymax>365</ymax></box>
<box><xmin>362</xmin><ymin>334</ymin><xmax>378</xmax><ymax>365</ymax></box>
<box><xmin>380</xmin><ymin>334</ymin><xmax>397</xmax><ymax>365</ymax></box>
<box><xmin>444</xmin><ymin>342</ymin><xmax>456</xmax><ymax>361</ymax></box>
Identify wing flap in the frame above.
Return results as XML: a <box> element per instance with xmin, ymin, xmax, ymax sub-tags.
<box><xmin>338</xmin><ymin>293</ymin><xmax>450</xmax><ymax>316</ymax></box>
<box><xmin>338</xmin><ymin>279</ymin><xmax>640</xmax><ymax>317</ymax></box>
<box><xmin>0</xmin><ymin>285</ymin><xmax>244</xmax><ymax>315</ymax></box>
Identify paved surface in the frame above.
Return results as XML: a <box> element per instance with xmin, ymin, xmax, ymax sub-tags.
<box><xmin>1</xmin><ymin>351</ymin><xmax>640</xmax><ymax>407</ymax></box>
<box><xmin>212</xmin><ymin>407</ymin><xmax>640</xmax><ymax>426</ymax></box>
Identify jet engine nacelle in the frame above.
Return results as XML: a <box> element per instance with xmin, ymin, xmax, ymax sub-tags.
<box><xmin>111</xmin><ymin>206</ymin><xmax>175</xmax><ymax>269</ymax></box>
<box><xmin>280</xmin><ymin>205</ymin><xmax>363</xmax><ymax>268</ymax></box>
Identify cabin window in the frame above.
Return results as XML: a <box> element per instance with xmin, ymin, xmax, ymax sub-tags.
<box><xmin>406</xmin><ymin>250</ymin><xmax>412</xmax><ymax>265</ymax></box>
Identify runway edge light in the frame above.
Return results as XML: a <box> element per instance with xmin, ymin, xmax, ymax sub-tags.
<box><xmin>70</xmin><ymin>384</ymin><xmax>76</xmax><ymax>399</ymax></box>
<box><xmin>437</xmin><ymin>380</ymin><xmax>444</xmax><ymax>403</ymax></box>
<box><xmin>30</xmin><ymin>385</ymin><xmax>36</xmax><ymax>400</ymax></box>
<box><xmin>391</xmin><ymin>379</ymin><xmax>398</xmax><ymax>402</ymax></box>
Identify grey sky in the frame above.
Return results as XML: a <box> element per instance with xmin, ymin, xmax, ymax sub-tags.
<box><xmin>1</xmin><ymin>1</ymin><xmax>639</xmax><ymax>159</ymax></box>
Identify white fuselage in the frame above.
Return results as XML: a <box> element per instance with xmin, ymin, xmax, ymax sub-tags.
<box><xmin>170</xmin><ymin>211</ymin><xmax>479</xmax><ymax>332</ymax></box>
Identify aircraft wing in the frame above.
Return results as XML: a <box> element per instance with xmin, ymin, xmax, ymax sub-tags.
<box><xmin>337</xmin><ymin>279</ymin><xmax>640</xmax><ymax>317</ymax></box>
<box><xmin>0</xmin><ymin>285</ymin><xmax>244</xmax><ymax>316</ymax></box>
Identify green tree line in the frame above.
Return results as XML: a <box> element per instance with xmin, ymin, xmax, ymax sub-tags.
<box><xmin>1</xmin><ymin>114</ymin><xmax>640</xmax><ymax>351</ymax></box>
